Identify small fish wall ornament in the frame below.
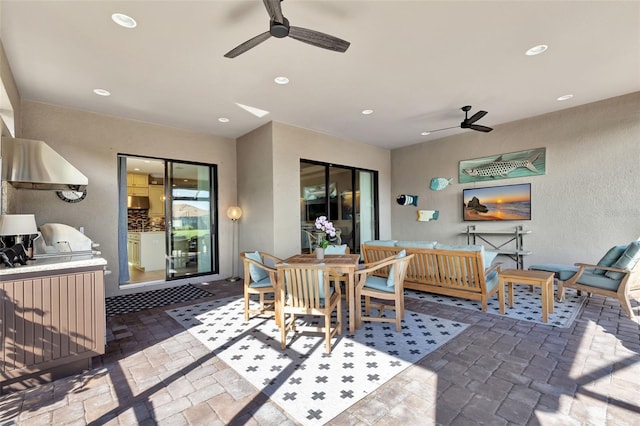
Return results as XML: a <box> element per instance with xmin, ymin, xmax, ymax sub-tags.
<box><xmin>429</xmin><ymin>177</ymin><xmax>453</xmax><ymax>191</ymax></box>
<box><xmin>417</xmin><ymin>210</ymin><xmax>439</xmax><ymax>221</ymax></box>
<box><xmin>396</xmin><ymin>194</ymin><xmax>418</xmax><ymax>206</ymax></box>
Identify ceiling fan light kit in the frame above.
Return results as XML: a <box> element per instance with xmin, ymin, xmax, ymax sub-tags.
<box><xmin>225</xmin><ymin>0</ymin><xmax>350</xmax><ymax>58</ymax></box>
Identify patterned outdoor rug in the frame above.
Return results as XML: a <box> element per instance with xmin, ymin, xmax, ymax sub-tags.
<box><xmin>106</xmin><ymin>284</ymin><xmax>214</xmax><ymax>317</ymax></box>
<box><xmin>166</xmin><ymin>296</ymin><xmax>468</xmax><ymax>425</ymax></box>
<box><xmin>405</xmin><ymin>285</ymin><xmax>585</xmax><ymax>328</ymax></box>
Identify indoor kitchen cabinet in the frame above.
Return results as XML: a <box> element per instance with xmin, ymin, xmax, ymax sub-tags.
<box><xmin>128</xmin><ymin>232</ymin><xmax>165</xmax><ymax>271</ymax></box>
<box><xmin>148</xmin><ymin>185</ymin><xmax>165</xmax><ymax>217</ymax></box>
<box><xmin>127</xmin><ymin>173</ymin><xmax>149</xmax><ymax>196</ymax></box>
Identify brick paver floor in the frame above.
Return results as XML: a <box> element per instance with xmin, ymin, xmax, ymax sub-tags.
<box><xmin>1</xmin><ymin>279</ymin><xmax>639</xmax><ymax>425</ymax></box>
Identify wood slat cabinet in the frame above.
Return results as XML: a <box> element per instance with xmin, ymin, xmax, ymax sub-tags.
<box><xmin>0</xmin><ymin>266</ymin><xmax>105</xmax><ymax>392</ymax></box>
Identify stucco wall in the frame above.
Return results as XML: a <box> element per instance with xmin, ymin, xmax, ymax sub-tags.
<box><xmin>236</xmin><ymin>122</ymin><xmax>276</xmax><ymax>263</ymax></box>
<box><xmin>271</xmin><ymin>122</ymin><xmax>391</xmax><ymax>258</ymax></box>
<box><xmin>390</xmin><ymin>92</ymin><xmax>640</xmax><ymax>268</ymax></box>
<box><xmin>16</xmin><ymin>100</ymin><xmax>237</xmax><ymax>296</ymax></box>
<box><xmin>236</xmin><ymin>121</ymin><xmax>391</xmax><ymax>262</ymax></box>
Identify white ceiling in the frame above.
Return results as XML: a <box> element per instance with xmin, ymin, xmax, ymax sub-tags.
<box><xmin>1</xmin><ymin>1</ymin><xmax>639</xmax><ymax>150</ymax></box>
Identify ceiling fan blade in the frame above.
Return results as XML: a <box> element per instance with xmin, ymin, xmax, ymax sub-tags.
<box><xmin>465</xmin><ymin>110</ymin><xmax>488</xmax><ymax>125</ymax></box>
<box><xmin>466</xmin><ymin>124</ymin><xmax>493</xmax><ymax>132</ymax></box>
<box><xmin>427</xmin><ymin>125</ymin><xmax>459</xmax><ymax>133</ymax></box>
<box><xmin>224</xmin><ymin>31</ymin><xmax>271</xmax><ymax>58</ymax></box>
<box><xmin>263</xmin><ymin>0</ymin><xmax>284</xmax><ymax>23</ymax></box>
<box><xmin>289</xmin><ymin>26</ymin><xmax>350</xmax><ymax>52</ymax></box>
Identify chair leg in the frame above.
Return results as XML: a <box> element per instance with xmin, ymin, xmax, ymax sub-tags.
<box><xmin>325</xmin><ymin>312</ymin><xmax>332</xmax><ymax>353</ymax></box>
<box><xmin>244</xmin><ymin>290</ymin><xmax>250</xmax><ymax>321</ymax></box>
<box><xmin>557</xmin><ymin>281</ymin><xmax>565</xmax><ymax>301</ymax></box>
<box><xmin>619</xmin><ymin>295</ymin><xmax>635</xmax><ymax>319</ymax></box>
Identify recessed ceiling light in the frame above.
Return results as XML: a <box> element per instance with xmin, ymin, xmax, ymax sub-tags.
<box><xmin>133</xmin><ymin>168</ymin><xmax>140</xmax><ymax>171</ymax></box>
<box><xmin>93</xmin><ymin>88</ymin><xmax>111</xmax><ymax>96</ymax></box>
<box><xmin>361</xmin><ymin>109</ymin><xmax>374</xmax><ymax>115</ymax></box>
<box><xmin>557</xmin><ymin>94</ymin><xmax>574</xmax><ymax>101</ymax></box>
<box><xmin>112</xmin><ymin>13</ymin><xmax>137</xmax><ymax>29</ymax></box>
<box><xmin>525</xmin><ymin>44</ymin><xmax>548</xmax><ymax>56</ymax></box>
<box><xmin>274</xmin><ymin>76</ymin><xmax>289</xmax><ymax>85</ymax></box>
<box><xmin>218</xmin><ymin>117</ymin><xmax>230</xmax><ymax>123</ymax></box>
<box><xmin>421</xmin><ymin>131</ymin><xmax>431</xmax><ymax>136</ymax></box>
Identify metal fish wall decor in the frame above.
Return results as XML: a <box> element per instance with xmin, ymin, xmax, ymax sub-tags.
<box><xmin>396</xmin><ymin>194</ymin><xmax>418</xmax><ymax>206</ymax></box>
<box><xmin>417</xmin><ymin>210</ymin><xmax>439</xmax><ymax>221</ymax></box>
<box><xmin>429</xmin><ymin>178</ymin><xmax>453</xmax><ymax>191</ymax></box>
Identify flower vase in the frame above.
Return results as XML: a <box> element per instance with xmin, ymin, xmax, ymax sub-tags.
<box><xmin>316</xmin><ymin>247</ymin><xmax>325</xmax><ymax>259</ymax></box>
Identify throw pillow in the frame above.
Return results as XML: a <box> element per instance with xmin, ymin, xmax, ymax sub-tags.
<box><xmin>387</xmin><ymin>249</ymin><xmax>407</xmax><ymax>287</ymax></box>
<box><xmin>324</xmin><ymin>244</ymin><xmax>348</xmax><ymax>254</ymax></box>
<box><xmin>594</xmin><ymin>245</ymin><xmax>627</xmax><ymax>275</ymax></box>
<box><xmin>605</xmin><ymin>241</ymin><xmax>640</xmax><ymax>280</ymax></box>
<box><xmin>245</xmin><ymin>251</ymin><xmax>269</xmax><ymax>283</ymax></box>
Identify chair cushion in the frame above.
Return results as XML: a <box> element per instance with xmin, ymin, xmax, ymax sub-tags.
<box><xmin>324</xmin><ymin>244</ymin><xmax>348</xmax><ymax>254</ymax></box>
<box><xmin>606</xmin><ymin>241</ymin><xmax>640</xmax><ymax>280</ymax></box>
<box><xmin>594</xmin><ymin>245</ymin><xmax>628</xmax><ymax>275</ymax></box>
<box><xmin>529</xmin><ymin>264</ymin><xmax>580</xmax><ymax>281</ymax></box>
<box><xmin>387</xmin><ymin>249</ymin><xmax>407</xmax><ymax>287</ymax></box>
<box><xmin>483</xmin><ymin>250</ymin><xmax>499</xmax><ymax>270</ymax></box>
<box><xmin>363</xmin><ymin>240</ymin><xmax>397</xmax><ymax>247</ymax></box>
<box><xmin>577</xmin><ymin>272</ymin><xmax>622</xmax><ymax>291</ymax></box>
<box><xmin>395</xmin><ymin>240</ymin><xmax>437</xmax><ymax>249</ymax></box>
<box><xmin>485</xmin><ymin>269</ymin><xmax>499</xmax><ymax>292</ymax></box>
<box><xmin>249</xmin><ymin>276</ymin><xmax>273</xmax><ymax>288</ymax></box>
<box><xmin>364</xmin><ymin>276</ymin><xmax>395</xmax><ymax>293</ymax></box>
<box><xmin>245</xmin><ymin>251</ymin><xmax>268</xmax><ymax>282</ymax></box>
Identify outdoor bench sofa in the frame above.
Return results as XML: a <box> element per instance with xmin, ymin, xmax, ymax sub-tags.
<box><xmin>361</xmin><ymin>240</ymin><xmax>501</xmax><ymax>311</ymax></box>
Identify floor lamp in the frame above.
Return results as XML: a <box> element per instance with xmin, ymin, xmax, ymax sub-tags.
<box><xmin>226</xmin><ymin>206</ymin><xmax>242</xmax><ymax>282</ymax></box>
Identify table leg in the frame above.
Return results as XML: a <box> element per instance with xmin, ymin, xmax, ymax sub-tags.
<box><xmin>548</xmin><ymin>278</ymin><xmax>555</xmax><ymax>313</ymax></box>
<box><xmin>348</xmin><ymin>270</ymin><xmax>355</xmax><ymax>334</ymax></box>
<box><xmin>508</xmin><ymin>282</ymin><xmax>514</xmax><ymax>307</ymax></box>
<box><xmin>541</xmin><ymin>281</ymin><xmax>549</xmax><ymax>323</ymax></box>
<box><xmin>498</xmin><ymin>277</ymin><xmax>505</xmax><ymax>314</ymax></box>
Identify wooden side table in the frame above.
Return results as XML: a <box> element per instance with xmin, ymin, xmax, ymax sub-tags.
<box><xmin>498</xmin><ymin>269</ymin><xmax>555</xmax><ymax>322</ymax></box>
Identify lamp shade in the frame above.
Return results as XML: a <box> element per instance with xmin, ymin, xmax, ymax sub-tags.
<box><xmin>0</xmin><ymin>214</ymin><xmax>38</xmax><ymax>235</ymax></box>
<box><xmin>227</xmin><ymin>206</ymin><xmax>242</xmax><ymax>221</ymax></box>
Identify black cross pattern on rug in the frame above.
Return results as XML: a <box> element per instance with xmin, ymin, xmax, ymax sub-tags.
<box><xmin>166</xmin><ymin>295</ymin><xmax>468</xmax><ymax>425</ymax></box>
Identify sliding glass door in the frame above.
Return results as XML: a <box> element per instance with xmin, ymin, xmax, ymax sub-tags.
<box><xmin>119</xmin><ymin>155</ymin><xmax>218</xmax><ymax>285</ymax></box>
<box><xmin>167</xmin><ymin>161</ymin><xmax>216</xmax><ymax>279</ymax></box>
<box><xmin>300</xmin><ymin>160</ymin><xmax>378</xmax><ymax>253</ymax></box>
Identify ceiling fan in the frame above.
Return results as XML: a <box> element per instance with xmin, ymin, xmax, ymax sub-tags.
<box><xmin>224</xmin><ymin>0</ymin><xmax>350</xmax><ymax>58</ymax></box>
<box><xmin>428</xmin><ymin>106</ymin><xmax>494</xmax><ymax>134</ymax></box>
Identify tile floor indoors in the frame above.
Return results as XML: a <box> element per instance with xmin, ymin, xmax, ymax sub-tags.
<box><xmin>1</xmin><ymin>279</ymin><xmax>639</xmax><ymax>425</ymax></box>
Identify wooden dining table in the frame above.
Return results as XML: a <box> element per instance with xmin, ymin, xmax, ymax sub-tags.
<box><xmin>280</xmin><ymin>253</ymin><xmax>361</xmax><ymax>334</ymax></box>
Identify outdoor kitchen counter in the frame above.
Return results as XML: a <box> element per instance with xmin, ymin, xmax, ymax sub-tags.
<box><xmin>0</xmin><ymin>255</ymin><xmax>107</xmax><ymax>393</ymax></box>
<box><xmin>0</xmin><ymin>255</ymin><xmax>107</xmax><ymax>277</ymax></box>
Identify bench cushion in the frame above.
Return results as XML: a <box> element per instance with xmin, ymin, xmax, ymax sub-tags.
<box><xmin>363</xmin><ymin>240</ymin><xmax>397</xmax><ymax>247</ymax></box>
<box><xmin>395</xmin><ymin>240</ymin><xmax>437</xmax><ymax>249</ymax></box>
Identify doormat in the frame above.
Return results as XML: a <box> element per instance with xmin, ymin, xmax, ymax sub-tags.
<box><xmin>404</xmin><ymin>285</ymin><xmax>585</xmax><ymax>328</ymax></box>
<box><xmin>106</xmin><ymin>284</ymin><xmax>214</xmax><ymax>317</ymax></box>
<box><xmin>166</xmin><ymin>296</ymin><xmax>468</xmax><ymax>425</ymax></box>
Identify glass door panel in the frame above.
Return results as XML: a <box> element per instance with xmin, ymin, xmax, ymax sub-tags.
<box><xmin>167</xmin><ymin>162</ymin><xmax>214</xmax><ymax>279</ymax></box>
<box><xmin>300</xmin><ymin>160</ymin><xmax>377</xmax><ymax>254</ymax></box>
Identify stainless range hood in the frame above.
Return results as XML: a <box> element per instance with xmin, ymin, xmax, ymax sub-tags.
<box><xmin>1</xmin><ymin>137</ymin><xmax>88</xmax><ymax>191</ymax></box>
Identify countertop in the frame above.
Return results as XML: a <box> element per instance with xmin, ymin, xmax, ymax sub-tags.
<box><xmin>0</xmin><ymin>255</ymin><xmax>107</xmax><ymax>276</ymax></box>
